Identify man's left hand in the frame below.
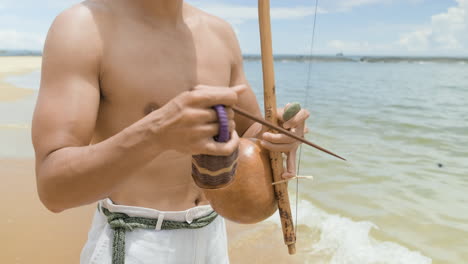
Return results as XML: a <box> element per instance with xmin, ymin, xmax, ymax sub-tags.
<box><xmin>260</xmin><ymin>104</ymin><xmax>310</xmax><ymax>179</ymax></box>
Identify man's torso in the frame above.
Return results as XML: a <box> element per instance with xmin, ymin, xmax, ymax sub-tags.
<box><xmin>87</xmin><ymin>1</ymin><xmax>234</xmax><ymax>211</ymax></box>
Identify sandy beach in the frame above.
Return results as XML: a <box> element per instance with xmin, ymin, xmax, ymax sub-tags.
<box><xmin>0</xmin><ymin>56</ymin><xmax>41</xmax><ymax>101</ymax></box>
<box><xmin>0</xmin><ymin>56</ymin><xmax>95</xmax><ymax>263</ymax></box>
<box><xmin>0</xmin><ymin>56</ymin><xmax>303</xmax><ymax>263</ymax></box>
<box><xmin>1</xmin><ymin>159</ymin><xmax>95</xmax><ymax>263</ymax></box>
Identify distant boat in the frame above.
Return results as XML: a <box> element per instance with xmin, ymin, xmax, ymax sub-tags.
<box><xmin>336</xmin><ymin>52</ymin><xmax>344</xmax><ymax>57</ymax></box>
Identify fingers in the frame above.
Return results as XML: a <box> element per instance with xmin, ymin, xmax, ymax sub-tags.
<box><xmin>196</xmin><ymin>124</ymin><xmax>220</xmax><ymax>137</ymax></box>
<box><xmin>191</xmin><ymin>84</ymin><xmax>247</xmax><ymax>108</ymax></box>
<box><xmin>270</xmin><ymin>103</ymin><xmax>309</xmax><ymax>179</ymax></box>
<box><xmin>282</xmin><ymin>109</ymin><xmax>310</xmax><ymax>129</ymax></box>
<box><xmin>198</xmin><ymin>107</ymin><xmax>234</xmax><ymax>125</ymax></box>
<box><xmin>193</xmin><ymin>84</ymin><xmax>247</xmax><ymax>94</ymax></box>
<box><xmin>282</xmin><ymin>150</ymin><xmax>297</xmax><ymax>179</ymax></box>
<box><xmin>224</xmin><ymin>107</ymin><xmax>235</xmax><ymax>121</ymax></box>
<box><xmin>260</xmin><ymin>140</ymin><xmax>299</xmax><ymax>153</ymax></box>
<box><xmin>231</xmin><ymin>84</ymin><xmax>248</xmax><ymax>96</ymax></box>
<box><xmin>190</xmin><ymin>89</ymin><xmax>237</xmax><ymax>108</ymax></box>
<box><xmin>261</xmin><ymin>125</ymin><xmax>302</xmax><ymax>152</ymax></box>
<box><xmin>276</xmin><ymin>102</ymin><xmax>294</xmax><ymax>123</ymax></box>
<box><xmin>195</xmin><ymin>120</ymin><xmax>235</xmax><ymax>139</ymax></box>
<box><xmin>229</xmin><ymin>120</ymin><xmax>236</xmax><ymax>132</ymax></box>
<box><xmin>262</xmin><ymin>131</ymin><xmax>296</xmax><ymax>144</ymax></box>
<box><xmin>199</xmin><ymin>130</ymin><xmax>240</xmax><ymax>156</ymax></box>
<box><xmin>188</xmin><ymin>85</ymin><xmax>243</xmax><ymax>131</ymax></box>
<box><xmin>189</xmin><ymin>109</ymin><xmax>218</xmax><ymax>123</ymax></box>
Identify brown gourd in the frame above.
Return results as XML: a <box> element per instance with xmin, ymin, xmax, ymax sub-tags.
<box><xmin>200</xmin><ymin>138</ymin><xmax>277</xmax><ymax>224</ymax></box>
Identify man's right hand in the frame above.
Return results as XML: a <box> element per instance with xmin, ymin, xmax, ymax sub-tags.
<box><xmin>150</xmin><ymin>84</ymin><xmax>246</xmax><ymax>156</ymax></box>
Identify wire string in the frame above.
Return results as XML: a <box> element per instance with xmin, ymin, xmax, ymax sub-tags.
<box><xmin>295</xmin><ymin>0</ymin><xmax>319</xmax><ymax>234</ymax></box>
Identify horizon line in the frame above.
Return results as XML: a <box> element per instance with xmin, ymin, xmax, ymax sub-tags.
<box><xmin>1</xmin><ymin>50</ymin><xmax>467</xmax><ymax>59</ymax></box>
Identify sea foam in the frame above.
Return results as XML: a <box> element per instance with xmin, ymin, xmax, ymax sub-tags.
<box><xmin>266</xmin><ymin>200</ymin><xmax>432</xmax><ymax>264</ymax></box>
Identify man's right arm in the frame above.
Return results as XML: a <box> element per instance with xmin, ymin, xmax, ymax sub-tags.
<box><xmin>32</xmin><ymin>6</ymin><xmax>170</xmax><ymax>213</ymax></box>
<box><xmin>33</xmin><ymin>6</ymin><xmax>240</xmax><ymax>213</ymax></box>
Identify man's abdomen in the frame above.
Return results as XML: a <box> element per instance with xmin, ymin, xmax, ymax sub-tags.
<box><xmin>109</xmin><ymin>150</ymin><xmax>209</xmax><ymax>211</ymax></box>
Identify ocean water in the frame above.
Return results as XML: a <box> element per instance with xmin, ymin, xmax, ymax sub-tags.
<box><xmin>2</xmin><ymin>60</ymin><xmax>467</xmax><ymax>263</ymax></box>
<box><xmin>0</xmin><ymin>70</ymin><xmax>40</xmax><ymax>157</ymax></box>
<box><xmin>244</xmin><ymin>60</ymin><xmax>468</xmax><ymax>264</ymax></box>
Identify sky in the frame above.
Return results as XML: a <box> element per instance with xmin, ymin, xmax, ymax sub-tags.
<box><xmin>0</xmin><ymin>0</ymin><xmax>467</xmax><ymax>56</ymax></box>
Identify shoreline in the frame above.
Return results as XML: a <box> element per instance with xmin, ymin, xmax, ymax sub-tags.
<box><xmin>0</xmin><ymin>56</ymin><xmax>41</xmax><ymax>102</ymax></box>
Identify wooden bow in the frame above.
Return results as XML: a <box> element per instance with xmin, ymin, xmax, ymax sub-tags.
<box><xmin>258</xmin><ymin>0</ymin><xmax>296</xmax><ymax>255</ymax></box>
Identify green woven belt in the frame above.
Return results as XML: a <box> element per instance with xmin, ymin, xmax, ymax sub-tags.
<box><xmin>100</xmin><ymin>205</ymin><xmax>218</xmax><ymax>264</ymax></box>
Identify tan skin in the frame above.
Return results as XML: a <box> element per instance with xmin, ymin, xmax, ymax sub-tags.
<box><xmin>32</xmin><ymin>0</ymin><xmax>310</xmax><ymax>213</ymax></box>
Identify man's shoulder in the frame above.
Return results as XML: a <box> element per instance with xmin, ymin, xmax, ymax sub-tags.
<box><xmin>186</xmin><ymin>4</ymin><xmax>236</xmax><ymax>41</ymax></box>
<box><xmin>58</xmin><ymin>1</ymin><xmax>111</xmax><ymax>25</ymax></box>
<box><xmin>186</xmin><ymin>4</ymin><xmax>242</xmax><ymax>64</ymax></box>
<box><xmin>43</xmin><ymin>1</ymin><xmax>108</xmax><ymax>68</ymax></box>
<box><xmin>49</xmin><ymin>0</ymin><xmax>115</xmax><ymax>42</ymax></box>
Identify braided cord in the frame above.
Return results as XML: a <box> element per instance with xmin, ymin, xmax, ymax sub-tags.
<box><xmin>101</xmin><ymin>207</ymin><xmax>218</xmax><ymax>264</ymax></box>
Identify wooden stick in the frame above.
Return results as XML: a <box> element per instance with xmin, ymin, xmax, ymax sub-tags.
<box><xmin>258</xmin><ymin>0</ymin><xmax>296</xmax><ymax>255</ymax></box>
<box><xmin>233</xmin><ymin>106</ymin><xmax>346</xmax><ymax>161</ymax></box>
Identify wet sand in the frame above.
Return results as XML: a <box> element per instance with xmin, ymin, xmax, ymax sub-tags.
<box><xmin>227</xmin><ymin>221</ymin><xmax>319</xmax><ymax>264</ymax></box>
<box><xmin>0</xmin><ymin>158</ymin><xmax>307</xmax><ymax>263</ymax></box>
<box><xmin>0</xmin><ymin>56</ymin><xmax>41</xmax><ymax>101</ymax></box>
<box><xmin>0</xmin><ymin>159</ymin><xmax>95</xmax><ymax>263</ymax></box>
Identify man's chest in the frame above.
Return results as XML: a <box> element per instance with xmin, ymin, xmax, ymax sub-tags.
<box><xmin>99</xmin><ymin>28</ymin><xmax>233</xmax><ymax>109</ymax></box>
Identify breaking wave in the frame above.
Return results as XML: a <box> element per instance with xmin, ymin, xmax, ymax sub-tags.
<box><xmin>266</xmin><ymin>200</ymin><xmax>432</xmax><ymax>264</ymax></box>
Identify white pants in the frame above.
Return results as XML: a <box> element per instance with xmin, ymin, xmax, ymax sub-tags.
<box><xmin>80</xmin><ymin>199</ymin><xmax>229</xmax><ymax>264</ymax></box>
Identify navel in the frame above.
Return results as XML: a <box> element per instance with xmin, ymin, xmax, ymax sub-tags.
<box><xmin>143</xmin><ymin>102</ymin><xmax>159</xmax><ymax>116</ymax></box>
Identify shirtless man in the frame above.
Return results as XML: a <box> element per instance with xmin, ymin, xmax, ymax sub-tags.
<box><xmin>32</xmin><ymin>0</ymin><xmax>309</xmax><ymax>263</ymax></box>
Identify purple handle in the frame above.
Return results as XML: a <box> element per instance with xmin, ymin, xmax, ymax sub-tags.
<box><xmin>213</xmin><ymin>105</ymin><xmax>230</xmax><ymax>143</ymax></box>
